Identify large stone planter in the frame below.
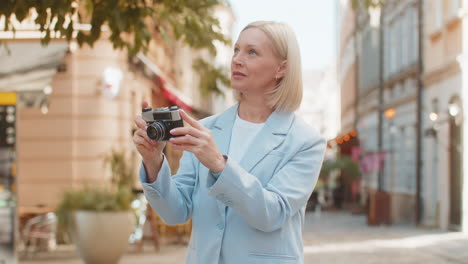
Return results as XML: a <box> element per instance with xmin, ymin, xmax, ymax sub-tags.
<box><xmin>70</xmin><ymin>211</ymin><xmax>135</xmax><ymax>264</ymax></box>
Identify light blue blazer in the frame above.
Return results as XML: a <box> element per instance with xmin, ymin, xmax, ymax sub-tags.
<box><xmin>140</xmin><ymin>104</ymin><xmax>326</xmax><ymax>264</ymax></box>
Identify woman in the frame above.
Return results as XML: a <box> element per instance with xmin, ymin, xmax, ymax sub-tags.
<box><xmin>133</xmin><ymin>21</ymin><xmax>326</xmax><ymax>264</ymax></box>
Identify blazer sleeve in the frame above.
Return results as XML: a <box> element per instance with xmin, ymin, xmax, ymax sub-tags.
<box><xmin>139</xmin><ymin>151</ymin><xmax>198</xmax><ymax>225</ymax></box>
<box><xmin>207</xmin><ymin>136</ymin><xmax>326</xmax><ymax>232</ymax></box>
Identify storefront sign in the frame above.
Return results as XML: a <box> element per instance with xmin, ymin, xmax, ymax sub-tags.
<box><xmin>0</xmin><ymin>92</ymin><xmax>17</xmax><ymax>105</ymax></box>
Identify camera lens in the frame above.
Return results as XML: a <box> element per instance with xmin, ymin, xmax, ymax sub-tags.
<box><xmin>147</xmin><ymin>122</ymin><xmax>166</xmax><ymax>141</ymax></box>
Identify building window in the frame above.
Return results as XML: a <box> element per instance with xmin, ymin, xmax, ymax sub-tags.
<box><xmin>384</xmin><ymin>25</ymin><xmax>389</xmax><ymax>79</ymax></box>
<box><xmin>451</xmin><ymin>0</ymin><xmax>460</xmax><ymax>17</ymax></box>
<box><xmin>398</xmin><ymin>126</ymin><xmax>406</xmax><ymax>192</ymax></box>
<box><xmin>431</xmin><ymin>98</ymin><xmax>439</xmax><ymax>216</ymax></box>
<box><xmin>401</xmin><ymin>11</ymin><xmax>408</xmax><ymax>68</ymax></box>
<box><xmin>431</xmin><ymin>98</ymin><xmax>439</xmax><ymax>115</ymax></box>
<box><xmin>390</xmin><ymin>85</ymin><xmax>395</xmax><ymax>99</ymax></box>
<box><xmin>388</xmin><ymin>122</ymin><xmax>397</xmax><ymax>192</ymax></box>
<box><xmin>395</xmin><ymin>85</ymin><xmax>400</xmax><ymax>99</ymax></box>
<box><xmin>396</xmin><ymin>19</ymin><xmax>402</xmax><ymax>72</ymax></box>
<box><xmin>390</xmin><ymin>23</ymin><xmax>396</xmax><ymax>75</ymax></box>
<box><xmin>412</xmin><ymin>7</ymin><xmax>419</xmax><ymax>64</ymax></box>
<box><xmin>435</xmin><ymin>0</ymin><xmax>443</xmax><ymax>29</ymax></box>
<box><xmin>405</xmin><ymin>126</ymin><xmax>414</xmax><ymax>193</ymax></box>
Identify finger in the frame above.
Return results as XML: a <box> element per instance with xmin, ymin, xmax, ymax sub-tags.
<box><xmin>133</xmin><ymin>135</ymin><xmax>152</xmax><ymax>152</ymax></box>
<box><xmin>170</xmin><ymin>126</ymin><xmax>204</xmax><ymax>138</ymax></box>
<box><xmin>169</xmin><ymin>135</ymin><xmax>200</xmax><ymax>146</ymax></box>
<box><xmin>141</xmin><ymin>101</ymin><xmax>150</xmax><ymax>109</ymax></box>
<box><xmin>136</xmin><ymin>143</ymin><xmax>151</xmax><ymax>153</ymax></box>
<box><xmin>134</xmin><ymin>140</ymin><xmax>151</xmax><ymax>152</ymax></box>
<box><xmin>171</xmin><ymin>143</ymin><xmax>197</xmax><ymax>154</ymax></box>
<box><xmin>179</xmin><ymin>109</ymin><xmax>204</xmax><ymax>130</ymax></box>
<box><xmin>134</xmin><ymin>131</ymin><xmax>151</xmax><ymax>147</ymax></box>
<box><xmin>135</xmin><ymin>129</ymin><xmax>157</xmax><ymax>146</ymax></box>
<box><xmin>135</xmin><ymin>115</ymin><xmax>147</xmax><ymax>129</ymax></box>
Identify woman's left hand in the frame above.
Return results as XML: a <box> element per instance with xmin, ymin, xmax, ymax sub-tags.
<box><xmin>169</xmin><ymin>110</ymin><xmax>226</xmax><ymax>173</ymax></box>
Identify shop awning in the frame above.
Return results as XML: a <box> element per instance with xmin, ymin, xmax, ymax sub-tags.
<box><xmin>136</xmin><ymin>53</ymin><xmax>193</xmax><ymax>112</ymax></box>
<box><xmin>0</xmin><ymin>42</ymin><xmax>68</xmax><ymax>92</ymax></box>
<box><xmin>0</xmin><ymin>42</ymin><xmax>68</xmax><ymax>107</ymax></box>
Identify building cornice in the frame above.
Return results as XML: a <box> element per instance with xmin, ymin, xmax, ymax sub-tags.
<box><xmin>358</xmin><ymin>105</ymin><xmax>378</xmax><ymax>119</ymax></box>
<box><xmin>423</xmin><ymin>58</ymin><xmax>461</xmax><ymax>87</ymax></box>
<box><xmin>384</xmin><ymin>94</ymin><xmax>417</xmax><ymax>110</ymax></box>
<box><xmin>384</xmin><ymin>64</ymin><xmax>418</xmax><ymax>89</ymax></box>
<box><xmin>341</xmin><ymin>104</ymin><xmax>355</xmax><ymax>116</ymax></box>
<box><xmin>359</xmin><ymin>85</ymin><xmax>378</xmax><ymax>99</ymax></box>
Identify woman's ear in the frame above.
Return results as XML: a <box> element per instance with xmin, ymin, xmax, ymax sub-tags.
<box><xmin>276</xmin><ymin>60</ymin><xmax>287</xmax><ymax>78</ymax></box>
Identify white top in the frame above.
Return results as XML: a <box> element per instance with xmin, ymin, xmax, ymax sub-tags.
<box><xmin>228</xmin><ymin>113</ymin><xmax>265</xmax><ymax>162</ymax></box>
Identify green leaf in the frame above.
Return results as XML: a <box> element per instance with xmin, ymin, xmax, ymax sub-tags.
<box><xmin>193</xmin><ymin>58</ymin><xmax>230</xmax><ymax>97</ymax></box>
<box><xmin>320</xmin><ymin>154</ymin><xmax>362</xmax><ymax>181</ymax></box>
<box><xmin>352</xmin><ymin>0</ymin><xmax>386</xmax><ymax>9</ymax></box>
<box><xmin>1</xmin><ymin>0</ymin><xmax>232</xmax><ymax>97</ymax></box>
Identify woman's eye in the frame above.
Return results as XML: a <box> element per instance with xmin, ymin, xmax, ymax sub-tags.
<box><xmin>234</xmin><ymin>48</ymin><xmax>239</xmax><ymax>53</ymax></box>
<box><xmin>249</xmin><ymin>49</ymin><xmax>257</xmax><ymax>55</ymax></box>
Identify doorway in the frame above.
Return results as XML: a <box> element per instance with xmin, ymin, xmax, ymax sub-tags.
<box><xmin>448</xmin><ymin>97</ymin><xmax>463</xmax><ymax>230</ymax></box>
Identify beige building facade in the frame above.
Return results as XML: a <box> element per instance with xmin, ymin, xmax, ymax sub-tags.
<box><xmin>0</xmin><ymin>6</ymin><xmax>235</xmax><ymax>210</ymax></box>
<box><xmin>423</xmin><ymin>0</ymin><xmax>466</xmax><ymax>231</ymax></box>
<box><xmin>9</xmin><ymin>37</ymin><xmax>158</xmax><ymax>207</ymax></box>
<box><xmin>338</xmin><ymin>0</ymin><xmax>467</xmax><ymax>232</ymax></box>
<box><xmin>338</xmin><ymin>0</ymin><xmax>359</xmax><ymax>136</ymax></box>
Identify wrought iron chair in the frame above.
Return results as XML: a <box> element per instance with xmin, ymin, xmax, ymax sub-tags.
<box><xmin>21</xmin><ymin>212</ymin><xmax>57</xmax><ymax>256</ymax></box>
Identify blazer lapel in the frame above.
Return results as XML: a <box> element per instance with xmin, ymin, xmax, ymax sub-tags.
<box><xmin>210</xmin><ymin>104</ymin><xmax>238</xmax><ymax>217</ymax></box>
<box><xmin>238</xmin><ymin>110</ymin><xmax>294</xmax><ymax>172</ymax></box>
<box><xmin>212</xmin><ymin>104</ymin><xmax>238</xmax><ymax>155</ymax></box>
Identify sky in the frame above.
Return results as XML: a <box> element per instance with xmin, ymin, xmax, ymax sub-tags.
<box><xmin>229</xmin><ymin>0</ymin><xmax>337</xmax><ymax>71</ymax></box>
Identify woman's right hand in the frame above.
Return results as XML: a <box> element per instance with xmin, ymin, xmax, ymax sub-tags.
<box><xmin>133</xmin><ymin>101</ymin><xmax>166</xmax><ymax>180</ymax></box>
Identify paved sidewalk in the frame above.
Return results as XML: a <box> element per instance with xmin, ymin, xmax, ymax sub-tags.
<box><xmin>1</xmin><ymin>243</ymin><xmax>14</xmax><ymax>264</ymax></box>
<box><xmin>303</xmin><ymin>210</ymin><xmax>468</xmax><ymax>263</ymax></box>
<box><xmin>19</xmin><ymin>210</ymin><xmax>468</xmax><ymax>264</ymax></box>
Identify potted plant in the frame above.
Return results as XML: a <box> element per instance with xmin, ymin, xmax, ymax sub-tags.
<box><xmin>319</xmin><ymin>155</ymin><xmax>362</xmax><ymax>209</ymax></box>
<box><xmin>56</xmin><ymin>149</ymin><xmax>136</xmax><ymax>264</ymax></box>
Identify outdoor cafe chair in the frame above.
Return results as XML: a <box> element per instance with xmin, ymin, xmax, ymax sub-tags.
<box><xmin>20</xmin><ymin>212</ymin><xmax>57</xmax><ymax>256</ymax></box>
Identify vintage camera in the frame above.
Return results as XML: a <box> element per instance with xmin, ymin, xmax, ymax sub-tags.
<box><xmin>142</xmin><ymin>106</ymin><xmax>184</xmax><ymax>141</ymax></box>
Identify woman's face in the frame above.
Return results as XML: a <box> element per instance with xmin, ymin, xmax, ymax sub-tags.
<box><xmin>231</xmin><ymin>27</ymin><xmax>283</xmax><ymax>95</ymax></box>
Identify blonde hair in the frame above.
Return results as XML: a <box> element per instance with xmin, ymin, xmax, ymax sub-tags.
<box><xmin>234</xmin><ymin>21</ymin><xmax>303</xmax><ymax>112</ymax></box>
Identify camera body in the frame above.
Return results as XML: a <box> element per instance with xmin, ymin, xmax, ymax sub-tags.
<box><xmin>142</xmin><ymin>106</ymin><xmax>184</xmax><ymax>141</ymax></box>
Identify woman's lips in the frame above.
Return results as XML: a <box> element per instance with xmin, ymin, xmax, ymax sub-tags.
<box><xmin>232</xmin><ymin>71</ymin><xmax>247</xmax><ymax>79</ymax></box>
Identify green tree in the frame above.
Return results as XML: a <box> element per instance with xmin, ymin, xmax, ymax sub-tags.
<box><xmin>320</xmin><ymin>155</ymin><xmax>362</xmax><ymax>183</ymax></box>
<box><xmin>352</xmin><ymin>0</ymin><xmax>385</xmax><ymax>9</ymax></box>
<box><xmin>0</xmin><ymin>0</ymin><xmax>230</xmax><ymax>96</ymax></box>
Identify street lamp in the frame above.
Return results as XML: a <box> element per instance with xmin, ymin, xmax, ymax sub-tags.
<box><xmin>385</xmin><ymin>108</ymin><xmax>397</xmax><ymax>136</ymax></box>
<box><xmin>426</xmin><ymin>101</ymin><xmax>463</xmax><ymax>138</ymax></box>
<box><xmin>449</xmin><ymin>103</ymin><xmax>460</xmax><ymax>117</ymax></box>
<box><xmin>448</xmin><ymin>102</ymin><xmax>463</xmax><ymax>126</ymax></box>
<box><xmin>430</xmin><ymin>102</ymin><xmax>462</xmax><ymax>122</ymax></box>
<box><xmin>384</xmin><ymin>108</ymin><xmax>396</xmax><ymax>119</ymax></box>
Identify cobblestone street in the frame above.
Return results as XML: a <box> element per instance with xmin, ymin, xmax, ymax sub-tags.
<box><xmin>19</xmin><ymin>210</ymin><xmax>468</xmax><ymax>264</ymax></box>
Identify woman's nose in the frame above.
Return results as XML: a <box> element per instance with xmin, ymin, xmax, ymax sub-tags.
<box><xmin>232</xmin><ymin>54</ymin><xmax>243</xmax><ymax>66</ymax></box>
